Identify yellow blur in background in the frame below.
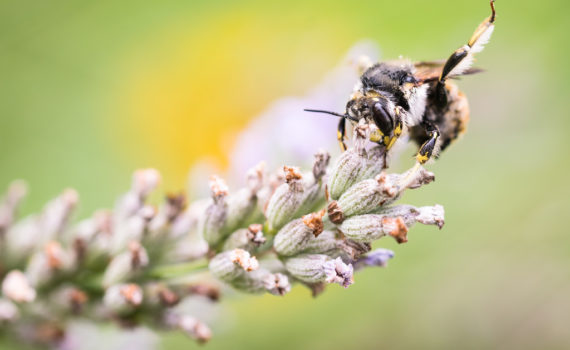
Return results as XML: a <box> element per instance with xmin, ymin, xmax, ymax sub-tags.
<box><xmin>1</xmin><ymin>0</ymin><xmax>569</xmax><ymax>349</ymax></box>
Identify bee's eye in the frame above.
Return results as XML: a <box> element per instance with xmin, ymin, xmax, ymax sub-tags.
<box><xmin>372</xmin><ymin>102</ymin><xmax>393</xmax><ymax>135</ymax></box>
<box><xmin>401</xmin><ymin>75</ymin><xmax>417</xmax><ymax>85</ymax></box>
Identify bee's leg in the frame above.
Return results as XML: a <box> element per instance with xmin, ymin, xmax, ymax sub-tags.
<box><xmin>438</xmin><ymin>0</ymin><xmax>496</xmax><ymax>87</ymax></box>
<box><xmin>337</xmin><ymin>118</ymin><xmax>347</xmax><ymax>152</ymax></box>
<box><xmin>384</xmin><ymin>106</ymin><xmax>404</xmax><ymax>151</ymax></box>
<box><xmin>416</xmin><ymin>122</ymin><xmax>440</xmax><ymax>165</ymax></box>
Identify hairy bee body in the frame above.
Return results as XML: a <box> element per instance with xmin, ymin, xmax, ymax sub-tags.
<box><xmin>307</xmin><ymin>1</ymin><xmax>496</xmax><ymax>166</ymax></box>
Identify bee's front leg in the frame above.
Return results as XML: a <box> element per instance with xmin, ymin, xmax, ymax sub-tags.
<box><xmin>337</xmin><ymin>118</ymin><xmax>347</xmax><ymax>152</ymax></box>
<box><xmin>416</xmin><ymin>122</ymin><xmax>440</xmax><ymax>165</ymax></box>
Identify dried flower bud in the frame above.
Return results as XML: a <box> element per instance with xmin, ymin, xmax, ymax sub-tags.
<box><xmin>0</xmin><ymin>298</ymin><xmax>19</xmax><ymax>322</ymax></box>
<box><xmin>312</xmin><ymin>150</ymin><xmax>331</xmax><ymax>182</ymax></box>
<box><xmin>353</xmin><ymin>248</ymin><xmax>395</xmax><ymax>270</ymax></box>
<box><xmin>223</xmin><ymin>224</ymin><xmax>266</xmax><ymax>252</ymax></box>
<box><xmin>262</xmin><ymin>273</ymin><xmax>291</xmax><ymax>296</ymax></box>
<box><xmin>209</xmin><ymin>175</ymin><xmax>228</xmax><ymax>200</ymax></box>
<box><xmin>2</xmin><ymin>270</ymin><xmax>36</xmax><ymax>303</ymax></box>
<box><xmin>274</xmin><ymin>210</ymin><xmax>324</xmax><ymax>257</ymax></box>
<box><xmin>246</xmin><ymin>162</ymin><xmax>265</xmax><ymax>195</ymax></box>
<box><xmin>67</xmin><ymin>288</ymin><xmax>89</xmax><ymax>314</ymax></box>
<box><xmin>172</xmin><ymin>314</ymin><xmax>212</xmax><ymax>344</ymax></box>
<box><xmin>284</xmin><ymin>254</ymin><xmax>354</xmax><ymax>288</ymax></box>
<box><xmin>209</xmin><ymin>249</ymin><xmax>259</xmax><ymax>282</ymax></box>
<box><xmin>103</xmin><ymin>241</ymin><xmax>149</xmax><ymax>288</ymax></box>
<box><xmin>187</xmin><ymin>284</ymin><xmax>221</xmax><ymax>302</ymax></box>
<box><xmin>103</xmin><ymin>283</ymin><xmax>143</xmax><ymax>314</ymax></box>
<box><xmin>265</xmin><ymin>166</ymin><xmax>305</xmax><ymax>231</ymax></box>
<box><xmin>376</xmin><ymin>204</ymin><xmax>445</xmax><ymax>229</ymax></box>
<box><xmin>144</xmin><ymin>283</ymin><xmax>180</xmax><ymax>308</ymax></box>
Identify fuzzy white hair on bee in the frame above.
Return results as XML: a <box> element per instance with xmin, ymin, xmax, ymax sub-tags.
<box><xmin>304</xmin><ymin>0</ymin><xmax>497</xmax><ymax>167</ymax></box>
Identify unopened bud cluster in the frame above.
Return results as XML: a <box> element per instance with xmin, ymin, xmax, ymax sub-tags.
<box><xmin>0</xmin><ymin>123</ymin><xmax>446</xmax><ymax>346</ymax></box>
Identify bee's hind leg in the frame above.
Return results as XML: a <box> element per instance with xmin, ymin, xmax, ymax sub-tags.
<box><xmin>415</xmin><ymin>122</ymin><xmax>440</xmax><ymax>165</ymax></box>
<box><xmin>437</xmin><ymin>0</ymin><xmax>496</xmax><ymax>92</ymax></box>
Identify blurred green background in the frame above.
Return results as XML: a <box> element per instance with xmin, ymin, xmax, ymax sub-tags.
<box><xmin>1</xmin><ymin>0</ymin><xmax>569</xmax><ymax>349</ymax></box>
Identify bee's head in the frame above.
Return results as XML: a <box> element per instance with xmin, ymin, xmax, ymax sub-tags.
<box><xmin>346</xmin><ymin>93</ymin><xmax>394</xmax><ymax>137</ymax></box>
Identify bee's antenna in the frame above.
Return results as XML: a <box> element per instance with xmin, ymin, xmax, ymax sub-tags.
<box><xmin>303</xmin><ymin>109</ymin><xmax>358</xmax><ymax>122</ymax></box>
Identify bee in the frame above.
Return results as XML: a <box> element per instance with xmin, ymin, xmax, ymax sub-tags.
<box><xmin>306</xmin><ymin>1</ymin><xmax>496</xmax><ymax>166</ymax></box>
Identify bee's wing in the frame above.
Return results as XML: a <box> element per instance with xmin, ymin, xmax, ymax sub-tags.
<box><xmin>413</xmin><ymin>61</ymin><xmax>483</xmax><ymax>83</ymax></box>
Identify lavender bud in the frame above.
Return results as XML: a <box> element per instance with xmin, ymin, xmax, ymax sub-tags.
<box><xmin>26</xmin><ymin>241</ymin><xmax>73</xmax><ymax>287</ymax></box>
<box><xmin>39</xmin><ymin>188</ymin><xmax>78</xmax><ymax>242</ymax></box>
<box><xmin>338</xmin><ymin>214</ymin><xmax>409</xmax><ymax>243</ymax></box>
<box><xmin>167</xmin><ymin>314</ymin><xmax>212</xmax><ymax>344</ymax></box>
<box><xmin>103</xmin><ymin>241</ymin><xmax>149</xmax><ymax>288</ymax></box>
<box><xmin>332</xmin><ymin>166</ymin><xmax>435</xmax><ymax>221</ymax></box>
<box><xmin>327</xmin><ymin>146</ymin><xmax>367</xmax><ymax>201</ymax></box>
<box><xmin>273</xmin><ymin>210</ymin><xmax>325</xmax><ymax>257</ymax></box>
<box><xmin>224</xmin><ymin>188</ymin><xmax>258</xmax><ymax>232</ymax></box>
<box><xmin>110</xmin><ymin>206</ymin><xmax>153</xmax><ymax>254</ymax></box>
<box><xmin>359</xmin><ymin>144</ymin><xmax>386</xmax><ymax>180</ymax></box>
<box><xmin>293</xmin><ymin>152</ymin><xmax>330</xmax><ymax>216</ymax></box>
<box><xmin>0</xmin><ymin>298</ymin><xmax>19</xmax><ymax>322</ymax></box>
<box><xmin>132</xmin><ymin>168</ymin><xmax>161</xmax><ymax>198</ymax></box>
<box><xmin>147</xmin><ymin>193</ymin><xmax>187</xmax><ymax>238</ymax></box>
<box><xmin>377</xmin><ymin>204</ymin><xmax>445</xmax><ymax>229</ymax></box>
<box><xmin>327</xmin><ymin>124</ymin><xmax>385</xmax><ymax>200</ymax></box>
<box><xmin>229</xmin><ymin>268</ymin><xmax>291</xmax><ymax>295</ymax></box>
<box><xmin>353</xmin><ymin>248</ymin><xmax>395</xmax><ymax>270</ymax></box>
<box><xmin>284</xmin><ymin>254</ymin><xmax>354</xmax><ymax>288</ymax></box>
<box><xmin>223</xmin><ymin>224</ymin><xmax>266</xmax><ymax>252</ymax></box>
<box><xmin>209</xmin><ymin>249</ymin><xmax>259</xmax><ymax>282</ymax></box>
<box><xmin>262</xmin><ymin>273</ymin><xmax>291</xmax><ymax>296</ymax></box>
<box><xmin>144</xmin><ymin>283</ymin><xmax>180</xmax><ymax>308</ymax></box>
<box><xmin>168</xmin><ymin>233</ymin><xmax>209</xmax><ymax>262</ymax></box>
<box><xmin>199</xmin><ymin>175</ymin><xmax>229</xmax><ymax>246</ymax></box>
<box><xmin>0</xmin><ymin>180</ymin><xmax>27</xmax><ymax>236</ymax></box>
<box><xmin>1</xmin><ymin>270</ymin><xmax>36</xmax><ymax>303</ymax></box>
<box><xmin>103</xmin><ymin>283</ymin><xmax>143</xmax><ymax>314</ymax></box>
<box><xmin>265</xmin><ymin>166</ymin><xmax>305</xmax><ymax>232</ymax></box>
<box><xmin>299</xmin><ymin>231</ymin><xmax>369</xmax><ymax>260</ymax></box>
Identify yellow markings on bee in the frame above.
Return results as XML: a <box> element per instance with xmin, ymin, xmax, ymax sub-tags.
<box><xmin>337</xmin><ymin>131</ymin><xmax>347</xmax><ymax>151</ymax></box>
<box><xmin>383</xmin><ymin>136</ymin><xmax>390</xmax><ymax>145</ymax></box>
<box><xmin>394</xmin><ymin>123</ymin><xmax>402</xmax><ymax>136</ymax></box>
<box><xmin>386</xmin><ymin>136</ymin><xmax>397</xmax><ymax>150</ymax></box>
<box><xmin>416</xmin><ymin>152</ymin><xmax>429</xmax><ymax>164</ymax></box>
<box><xmin>369</xmin><ymin>129</ymin><xmax>383</xmax><ymax>143</ymax></box>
